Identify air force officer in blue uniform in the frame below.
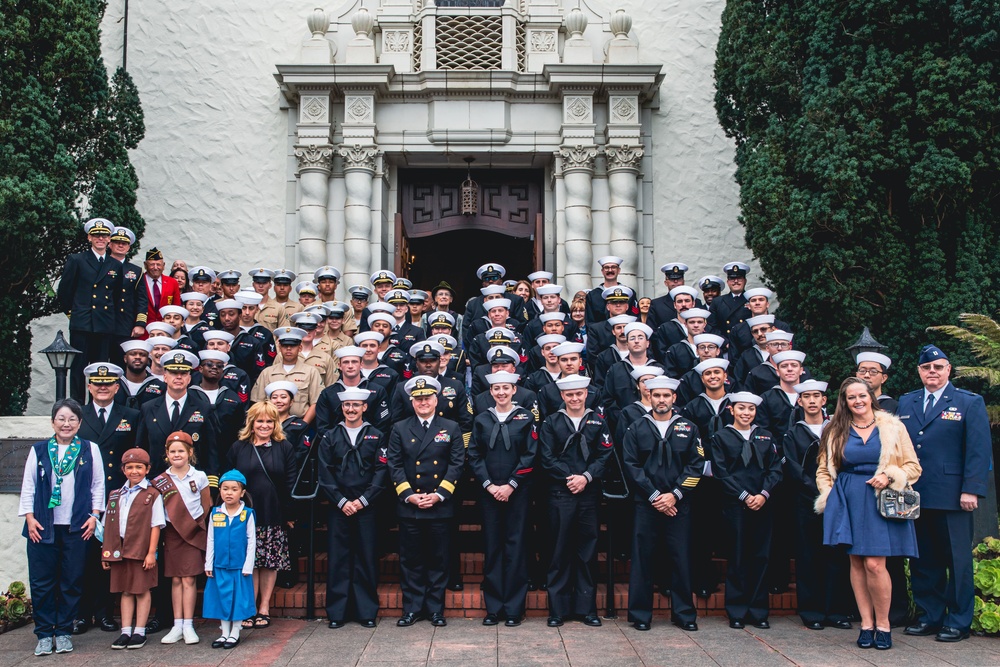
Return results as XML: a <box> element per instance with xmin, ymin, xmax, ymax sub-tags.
<box><xmin>899</xmin><ymin>345</ymin><xmax>991</xmax><ymax>642</ymax></box>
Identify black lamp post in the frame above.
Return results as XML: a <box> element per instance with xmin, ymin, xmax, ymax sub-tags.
<box><xmin>845</xmin><ymin>327</ymin><xmax>888</xmax><ymax>364</ymax></box>
<box><xmin>40</xmin><ymin>331</ymin><xmax>81</xmax><ymax>402</ymax></box>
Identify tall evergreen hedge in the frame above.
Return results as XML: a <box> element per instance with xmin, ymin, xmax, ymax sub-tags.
<box><xmin>0</xmin><ymin>0</ymin><xmax>144</xmax><ymax>414</ymax></box>
<box><xmin>715</xmin><ymin>0</ymin><xmax>1000</xmax><ymax>393</ymax></box>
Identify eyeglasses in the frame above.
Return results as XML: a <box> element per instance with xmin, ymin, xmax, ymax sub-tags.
<box><xmin>54</xmin><ymin>417</ymin><xmax>80</xmax><ymax>424</ymax></box>
<box><xmin>919</xmin><ymin>363</ymin><xmax>949</xmax><ymax>372</ymax></box>
<box><xmin>856</xmin><ymin>368</ymin><xmax>884</xmax><ymax>376</ymax></box>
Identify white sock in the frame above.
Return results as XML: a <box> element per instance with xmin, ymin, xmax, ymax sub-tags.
<box><xmin>121</xmin><ymin>626</ymin><xmax>132</xmax><ymax>635</ymax></box>
<box><xmin>173</xmin><ymin>619</ymin><xmax>183</xmax><ymax>628</ymax></box>
<box><xmin>220</xmin><ymin>620</ymin><xmax>232</xmax><ymax>638</ymax></box>
<box><xmin>133</xmin><ymin>627</ymin><xmax>146</xmax><ymax>637</ymax></box>
<box><xmin>183</xmin><ymin>619</ymin><xmax>194</xmax><ymax>629</ymax></box>
<box><xmin>228</xmin><ymin>625</ymin><xmax>241</xmax><ymax>641</ymax></box>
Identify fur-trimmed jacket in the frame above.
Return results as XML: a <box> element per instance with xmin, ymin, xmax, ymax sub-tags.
<box><xmin>814</xmin><ymin>411</ymin><xmax>921</xmax><ymax>514</ymax></box>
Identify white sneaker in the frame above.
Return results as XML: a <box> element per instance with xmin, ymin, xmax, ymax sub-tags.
<box><xmin>161</xmin><ymin>626</ymin><xmax>184</xmax><ymax>644</ymax></box>
<box><xmin>34</xmin><ymin>637</ymin><xmax>53</xmax><ymax>656</ymax></box>
<box><xmin>182</xmin><ymin>625</ymin><xmax>200</xmax><ymax>644</ymax></box>
<box><xmin>54</xmin><ymin>635</ymin><xmax>73</xmax><ymax>654</ymax></box>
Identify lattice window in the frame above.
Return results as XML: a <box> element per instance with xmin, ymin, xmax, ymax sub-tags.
<box><xmin>412</xmin><ymin>20</ymin><xmax>423</xmax><ymax>71</ymax></box>
<box><xmin>516</xmin><ymin>21</ymin><xmax>526</xmax><ymax>72</ymax></box>
<box><xmin>435</xmin><ymin>15</ymin><xmax>503</xmax><ymax>70</ymax></box>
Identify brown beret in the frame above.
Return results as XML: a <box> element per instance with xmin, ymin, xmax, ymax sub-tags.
<box><xmin>166</xmin><ymin>431</ymin><xmax>193</xmax><ymax>447</ymax></box>
<box><xmin>121</xmin><ymin>448</ymin><xmax>150</xmax><ymax>466</ymax></box>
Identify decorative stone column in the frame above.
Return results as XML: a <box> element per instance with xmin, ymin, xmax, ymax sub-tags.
<box><xmin>338</xmin><ymin>143</ymin><xmax>379</xmax><ymax>290</ymax></box>
<box><xmin>294</xmin><ymin>143</ymin><xmax>335</xmax><ymax>274</ymax></box>
<box><xmin>605</xmin><ymin>144</ymin><xmax>644</xmax><ymax>286</ymax></box>
<box><xmin>559</xmin><ymin>144</ymin><xmax>599</xmax><ymax>297</ymax></box>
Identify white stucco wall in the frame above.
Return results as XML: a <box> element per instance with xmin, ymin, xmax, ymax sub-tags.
<box><xmin>26</xmin><ymin>0</ymin><xmax>750</xmax><ymax>415</ymax></box>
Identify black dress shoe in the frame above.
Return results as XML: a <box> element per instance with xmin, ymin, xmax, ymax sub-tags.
<box><xmin>752</xmin><ymin>620</ymin><xmax>770</xmax><ymax>629</ymax></box>
<box><xmin>528</xmin><ymin>582</ymin><xmax>538</xmax><ymax>591</ymax></box>
<box><xmin>633</xmin><ymin>622</ymin><xmax>650</xmax><ymax>631</ymax></box>
<box><xmin>582</xmin><ymin>615</ymin><xmax>602</xmax><ymax>627</ymax></box>
<box><xmin>211</xmin><ymin>637</ymin><xmax>227</xmax><ymax>649</ymax></box>
<box><xmin>483</xmin><ymin>614</ymin><xmax>499</xmax><ymax>626</ymax></box>
<box><xmin>71</xmin><ymin>619</ymin><xmax>89</xmax><ymax>635</ymax></box>
<box><xmin>935</xmin><ymin>626</ymin><xmax>970</xmax><ymax>642</ymax></box>
<box><xmin>828</xmin><ymin>619</ymin><xmax>852</xmax><ymax>630</ymax></box>
<box><xmin>359</xmin><ymin>619</ymin><xmax>377</xmax><ymax>628</ymax></box>
<box><xmin>99</xmin><ymin>617</ymin><xmax>120</xmax><ymax>632</ymax></box>
<box><xmin>804</xmin><ymin>621</ymin><xmax>824</xmax><ymax>630</ymax></box>
<box><xmin>547</xmin><ymin>616</ymin><xmax>563</xmax><ymax>627</ymax></box>
<box><xmin>539</xmin><ymin>583</ymin><xmax>548</xmax><ymax>591</ymax></box>
<box><xmin>430</xmin><ymin>613</ymin><xmax>447</xmax><ymax>627</ymax></box>
<box><xmin>328</xmin><ymin>620</ymin><xmax>345</xmax><ymax>629</ymax></box>
<box><xmin>223</xmin><ymin>637</ymin><xmax>240</xmax><ymax>649</ymax></box>
<box><xmin>674</xmin><ymin>620</ymin><xmax>698</xmax><ymax>631</ymax></box>
<box><xmin>695</xmin><ymin>588</ymin><xmax>712</xmax><ymax>599</ymax></box>
<box><xmin>659</xmin><ymin>588</ymin><xmax>672</xmax><ymax>597</ymax></box>
<box><xmin>505</xmin><ymin>616</ymin><xmax>522</xmax><ymax>627</ymax></box>
<box><xmin>397</xmin><ymin>612</ymin><xmax>421</xmax><ymax>627</ymax></box>
<box><xmin>769</xmin><ymin>585</ymin><xmax>788</xmax><ymax>594</ymax></box>
<box><xmin>729</xmin><ymin>619</ymin><xmax>745</xmax><ymax>629</ymax></box>
<box><xmin>145</xmin><ymin>618</ymin><xmax>164</xmax><ymax>634</ymax></box>
<box><xmin>904</xmin><ymin>621</ymin><xmax>940</xmax><ymax>636</ymax></box>
<box><xmin>447</xmin><ymin>581</ymin><xmax>464</xmax><ymax>592</ymax></box>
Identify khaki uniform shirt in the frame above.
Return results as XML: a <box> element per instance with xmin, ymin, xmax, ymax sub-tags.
<box><xmin>250</xmin><ymin>360</ymin><xmax>322</xmax><ymax>417</ymax></box>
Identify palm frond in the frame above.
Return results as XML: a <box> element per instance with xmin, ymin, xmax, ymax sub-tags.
<box><xmin>954</xmin><ymin>366</ymin><xmax>1000</xmax><ymax>387</ymax></box>
<box><xmin>986</xmin><ymin>405</ymin><xmax>1000</xmax><ymax>428</ymax></box>
<box><xmin>927</xmin><ymin>323</ymin><xmax>1000</xmax><ymax>367</ymax></box>
<box><xmin>958</xmin><ymin>313</ymin><xmax>1000</xmax><ymax>346</ymax></box>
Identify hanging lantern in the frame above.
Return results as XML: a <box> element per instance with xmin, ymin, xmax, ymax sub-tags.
<box><xmin>461</xmin><ymin>157</ymin><xmax>478</xmax><ymax>216</ymax></box>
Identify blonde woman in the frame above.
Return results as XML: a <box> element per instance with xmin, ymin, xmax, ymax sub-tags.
<box><xmin>816</xmin><ymin>377</ymin><xmax>921</xmax><ymax>651</ymax></box>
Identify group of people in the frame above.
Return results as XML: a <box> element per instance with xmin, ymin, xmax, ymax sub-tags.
<box><xmin>25</xmin><ymin>216</ymin><xmax>991</xmax><ymax>655</ymax></box>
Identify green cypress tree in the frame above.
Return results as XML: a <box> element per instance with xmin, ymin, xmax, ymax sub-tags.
<box><xmin>0</xmin><ymin>0</ymin><xmax>144</xmax><ymax>414</ymax></box>
<box><xmin>715</xmin><ymin>0</ymin><xmax>1000</xmax><ymax>393</ymax></box>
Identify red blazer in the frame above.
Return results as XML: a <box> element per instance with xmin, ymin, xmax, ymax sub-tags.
<box><xmin>143</xmin><ymin>274</ymin><xmax>182</xmax><ymax>325</ymax></box>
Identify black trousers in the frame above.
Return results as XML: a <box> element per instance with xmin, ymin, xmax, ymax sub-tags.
<box><xmin>546</xmin><ymin>486</ymin><xmax>599</xmax><ymax>618</ymax></box>
<box><xmin>27</xmin><ymin>527</ymin><xmax>87</xmax><ymax>639</ymax></box>
<box><xmin>325</xmin><ymin>505</ymin><xmax>379</xmax><ymax>622</ymax></box>
<box><xmin>480</xmin><ymin>485</ymin><xmax>531</xmax><ymax>618</ymax></box>
<box><xmin>526</xmin><ymin>477</ymin><xmax>550</xmax><ymax>586</ymax></box>
<box><xmin>628</xmin><ymin>501</ymin><xmax>695</xmax><ymax>625</ymax></box>
<box><xmin>721</xmin><ymin>500</ymin><xmax>772</xmax><ymax>622</ymax></box>
<box><xmin>912</xmin><ymin>508</ymin><xmax>975</xmax><ymax>631</ymax></box>
<box><xmin>792</xmin><ymin>499</ymin><xmax>852</xmax><ymax>625</ymax></box>
<box><xmin>398</xmin><ymin>518</ymin><xmax>450</xmax><ymax>615</ymax></box>
<box><xmin>79</xmin><ymin>537</ymin><xmax>113</xmax><ymax>623</ymax></box>
<box><xmin>690</xmin><ymin>477</ymin><xmax>723</xmax><ymax>592</ymax></box>
<box><xmin>765</xmin><ymin>481</ymin><xmax>792</xmax><ymax>591</ymax></box>
<box><xmin>69</xmin><ymin>329</ymin><xmax>112</xmax><ymax>402</ymax></box>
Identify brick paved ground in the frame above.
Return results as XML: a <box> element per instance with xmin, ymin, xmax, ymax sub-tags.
<box><xmin>1</xmin><ymin>615</ymin><xmax>998</xmax><ymax>667</ymax></box>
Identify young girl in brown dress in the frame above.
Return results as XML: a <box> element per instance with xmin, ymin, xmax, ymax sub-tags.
<box><xmin>154</xmin><ymin>432</ymin><xmax>211</xmax><ymax>645</ymax></box>
<box><xmin>102</xmin><ymin>448</ymin><xmax>165</xmax><ymax>650</ymax></box>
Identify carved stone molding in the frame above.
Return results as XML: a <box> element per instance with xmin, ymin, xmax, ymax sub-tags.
<box><xmin>605</xmin><ymin>144</ymin><xmax>644</xmax><ymax>172</ymax></box>
<box><xmin>558</xmin><ymin>144</ymin><xmax>599</xmax><ymax>173</ymax></box>
<box><xmin>299</xmin><ymin>95</ymin><xmax>330</xmax><ymax>125</ymax></box>
<box><xmin>609</xmin><ymin>95</ymin><xmax>638</xmax><ymax>124</ymax></box>
<box><xmin>383</xmin><ymin>30</ymin><xmax>412</xmax><ymax>52</ymax></box>
<box><xmin>344</xmin><ymin>95</ymin><xmax>374</xmax><ymax>124</ymax></box>
<box><xmin>338</xmin><ymin>143</ymin><xmax>379</xmax><ymax>172</ymax></box>
<box><xmin>563</xmin><ymin>96</ymin><xmax>593</xmax><ymax>124</ymax></box>
<box><xmin>294</xmin><ymin>143</ymin><xmax>335</xmax><ymax>175</ymax></box>
<box><xmin>528</xmin><ymin>29</ymin><xmax>557</xmax><ymax>53</ymax></box>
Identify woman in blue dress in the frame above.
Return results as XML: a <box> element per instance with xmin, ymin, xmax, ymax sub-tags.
<box><xmin>815</xmin><ymin>378</ymin><xmax>921</xmax><ymax>651</ymax></box>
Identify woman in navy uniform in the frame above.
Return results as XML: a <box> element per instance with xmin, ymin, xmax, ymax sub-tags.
<box><xmin>467</xmin><ymin>371</ymin><xmax>539</xmax><ymax>627</ymax></box>
<box><xmin>709</xmin><ymin>392</ymin><xmax>782</xmax><ymax>630</ymax></box>
<box><xmin>539</xmin><ymin>375</ymin><xmax>614</xmax><ymax>628</ymax></box>
<box><xmin>316</xmin><ymin>387</ymin><xmax>387</xmax><ymax>628</ymax></box>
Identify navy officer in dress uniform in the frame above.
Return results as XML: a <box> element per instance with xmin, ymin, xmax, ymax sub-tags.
<box><xmin>646</xmin><ymin>262</ymin><xmax>705</xmax><ymax>331</ymax></box>
<box><xmin>622</xmin><ymin>376</ymin><xmax>704</xmax><ymax>632</ymax></box>
<box><xmin>698</xmin><ymin>275</ymin><xmax>725</xmax><ymax>307</ymax></box>
<box><xmin>386</xmin><ymin>376</ymin><xmax>466</xmax><ymax>628</ymax></box>
<box><xmin>539</xmin><ymin>374</ymin><xmax>614</xmax><ymax>628</ymax></box>
<box><xmin>107</xmin><ymin>226</ymin><xmax>148</xmax><ymax>367</ymax></box>
<box><xmin>901</xmin><ymin>345</ymin><xmax>992</xmax><ymax>643</ymax></box>
<box><xmin>58</xmin><ymin>218</ymin><xmax>127</xmax><ymax>401</ymax></box>
<box><xmin>707</xmin><ymin>261</ymin><xmax>750</xmax><ymax>338</ymax></box>
<box><xmin>585</xmin><ymin>256</ymin><xmax>640</xmax><ymax>324</ymax></box>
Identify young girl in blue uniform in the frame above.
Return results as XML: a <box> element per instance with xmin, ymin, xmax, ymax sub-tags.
<box><xmin>203</xmin><ymin>470</ymin><xmax>256</xmax><ymax>649</ymax></box>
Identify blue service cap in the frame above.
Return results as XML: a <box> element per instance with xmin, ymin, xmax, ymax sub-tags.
<box><xmin>918</xmin><ymin>345</ymin><xmax>948</xmax><ymax>365</ymax></box>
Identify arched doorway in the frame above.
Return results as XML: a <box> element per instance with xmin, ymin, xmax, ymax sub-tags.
<box><xmin>395</xmin><ymin>168</ymin><xmax>544</xmax><ymax>308</ymax></box>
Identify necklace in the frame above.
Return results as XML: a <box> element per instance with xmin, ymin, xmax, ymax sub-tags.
<box><xmin>852</xmin><ymin>416</ymin><xmax>876</xmax><ymax>429</ymax></box>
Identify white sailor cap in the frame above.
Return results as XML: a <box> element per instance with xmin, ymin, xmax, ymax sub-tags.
<box><xmin>772</xmin><ymin>350</ymin><xmax>806</xmax><ymax>365</ymax></box>
<box><xmin>856</xmin><ymin>352</ymin><xmax>892</xmax><ymax>370</ymax></box>
<box><xmin>295</xmin><ymin>281</ymin><xmax>318</xmax><ymax>296</ymax></box>
<box><xmin>352</xmin><ymin>332</ymin><xmax>383</xmax><ymax>345</ymax></box>
<box><xmin>765</xmin><ymin>330</ymin><xmax>794</xmax><ymax>343</ymax></box>
<box><xmin>659</xmin><ymin>262</ymin><xmax>689</xmax><ymax>277</ymax></box>
<box><xmin>607</xmin><ymin>314</ymin><xmax>638</xmax><ymax>326</ymax></box>
<box><xmin>744</xmin><ymin>287</ymin><xmax>774</xmax><ymax>300</ymax></box>
<box><xmin>84</xmin><ymin>363</ymin><xmax>123</xmax><ymax>383</ymax></box>
<box><xmin>159</xmin><ymin>305</ymin><xmax>189</xmax><ymax>319</ymax></box>
<box><xmin>274</xmin><ymin>326</ymin><xmax>308</xmax><ymax>344</ymax></box>
<box><xmin>693</xmin><ymin>334</ymin><xmax>725</xmax><ymax>348</ymax></box>
<box><xmin>202</xmin><ymin>331</ymin><xmax>235</xmax><ymax>344</ymax></box>
<box><xmin>746</xmin><ymin>314</ymin><xmax>776</xmax><ymax>327</ymax></box>
<box><xmin>624</xmin><ymin>322</ymin><xmax>653</xmax><ymax>338</ymax></box>
<box><xmin>629</xmin><ymin>365</ymin><xmax>664</xmax><ymax>381</ymax></box>
<box><xmin>669</xmin><ymin>286</ymin><xmax>699</xmax><ymax>300</ymax></box>
<box><xmin>486</xmin><ymin>298</ymin><xmax>511</xmax><ymax>311</ymax></box>
<box><xmin>405</xmin><ymin>375</ymin><xmax>442</xmax><ymax>397</ymax></box>
<box><xmin>265</xmin><ymin>381</ymin><xmax>298</xmax><ymax>398</ymax></box>
<box><xmin>313</xmin><ymin>266</ymin><xmax>341</xmax><ymax>281</ymax></box>
<box><xmin>551</xmin><ymin>342</ymin><xmax>585</xmax><ymax>357</ymax></box>
<box><xmin>488</xmin><ymin>346</ymin><xmax>519</xmax><ymax>366</ymax></box>
<box><xmin>644</xmin><ymin>376</ymin><xmax>680</xmax><ymax>391</ymax></box>
<box><xmin>477</xmin><ymin>263</ymin><xmax>506</xmax><ymax>280</ymax></box>
<box><xmin>680</xmin><ymin>308</ymin><xmax>711</xmax><ymax>319</ymax></box>
<box><xmin>368</xmin><ymin>302</ymin><xmax>395</xmax><ymax>314</ymax></box>
<box><xmin>723</xmin><ymin>262</ymin><xmax>751</xmax><ymax>278</ymax></box>
<box><xmin>480</xmin><ymin>284</ymin><xmax>506</xmax><ymax>297</ymax></box>
<box><xmin>602</xmin><ymin>286</ymin><xmax>634</xmax><ymax>301</ymax></box>
<box><xmin>149</xmin><ymin>337</ymin><xmax>179</xmax><ymax>349</ymax></box>
<box><xmin>486</xmin><ymin>371</ymin><xmax>521</xmax><ymax>385</ymax></box>
<box><xmin>536</xmin><ymin>334</ymin><xmax>567</xmax><ymax>347</ymax></box>
<box><xmin>539</xmin><ymin>312</ymin><xmax>566</xmax><ymax>323</ymax></box>
<box><xmin>335</xmin><ymin>345</ymin><xmax>366</xmax><ymax>359</ymax></box>
<box><xmin>555</xmin><ymin>374</ymin><xmax>591</xmax><ymax>390</ymax></box>
<box><xmin>794</xmin><ymin>380</ymin><xmax>828</xmax><ymax>394</ymax></box>
<box><xmin>367</xmin><ymin>313</ymin><xmax>396</xmax><ymax>327</ymax></box>
<box><xmin>337</xmin><ymin>387</ymin><xmax>370</xmax><ymax>402</ymax></box>
<box><xmin>597</xmin><ymin>256</ymin><xmax>625</xmax><ymax>267</ymax></box>
<box><xmin>198</xmin><ymin>350</ymin><xmax>230</xmax><ymax>364</ymax></box>
<box><xmin>249</xmin><ymin>268</ymin><xmax>275</xmax><ymax>281</ymax></box>
<box><xmin>694</xmin><ymin>358</ymin><xmax>730</xmax><ymax>374</ymax></box>
<box><xmin>235</xmin><ymin>292</ymin><xmax>263</xmax><ymax>306</ymax></box>
<box><xmin>370</xmin><ymin>270</ymin><xmax>396</xmax><ymax>285</ymax></box>
<box><xmin>120</xmin><ymin>340</ymin><xmax>152</xmax><ymax>354</ymax></box>
<box><xmin>729</xmin><ymin>391</ymin><xmax>762</xmax><ymax>406</ymax></box>
<box><xmin>527</xmin><ymin>271</ymin><xmax>553</xmax><ymax>282</ymax></box>
<box><xmin>180</xmin><ymin>292</ymin><xmax>208</xmax><ymax>304</ymax></box>
<box><xmin>146</xmin><ymin>321</ymin><xmax>176</xmax><ymax>336</ymax></box>
<box><xmin>535</xmin><ymin>284</ymin><xmax>562</xmax><ymax>296</ymax></box>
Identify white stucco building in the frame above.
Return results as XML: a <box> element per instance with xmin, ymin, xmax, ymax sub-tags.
<box><xmin>25</xmin><ymin>0</ymin><xmax>749</xmax><ymax>415</ymax></box>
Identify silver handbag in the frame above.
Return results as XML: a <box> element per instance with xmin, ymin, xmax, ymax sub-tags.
<box><xmin>878</xmin><ymin>487</ymin><xmax>920</xmax><ymax>520</ymax></box>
